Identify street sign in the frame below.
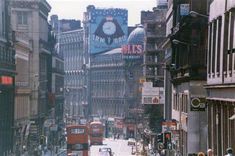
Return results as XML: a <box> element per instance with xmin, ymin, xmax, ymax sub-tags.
<box><xmin>190</xmin><ymin>97</ymin><xmax>206</xmax><ymax>111</ymax></box>
<box><xmin>157</xmin><ymin>143</ymin><xmax>164</xmax><ymax>150</ymax></box>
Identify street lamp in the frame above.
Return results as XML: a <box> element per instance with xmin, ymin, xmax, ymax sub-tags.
<box><xmin>189</xmin><ymin>11</ymin><xmax>209</xmax><ymax>18</ymax></box>
<box><xmin>172</xmin><ymin>39</ymin><xmax>197</xmax><ymax>46</ymax></box>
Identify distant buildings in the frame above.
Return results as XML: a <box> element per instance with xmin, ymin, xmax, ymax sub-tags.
<box><xmin>50</xmin><ymin>15</ymin><xmax>82</xmax><ymax>33</ymax></box>
<box><xmin>90</xmin><ymin>48</ymin><xmax>126</xmax><ymax>117</ymax></box>
<box><xmin>141</xmin><ymin>3</ymin><xmax>167</xmax><ymax>133</ymax></box>
<box><xmin>60</xmin><ymin>29</ymin><xmax>88</xmax><ymax>122</ymax></box>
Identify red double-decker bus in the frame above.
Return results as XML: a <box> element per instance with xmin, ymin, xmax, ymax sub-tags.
<box><xmin>89</xmin><ymin>121</ymin><xmax>104</xmax><ymax>145</ymax></box>
<box><xmin>66</xmin><ymin>124</ymin><xmax>89</xmax><ymax>156</ymax></box>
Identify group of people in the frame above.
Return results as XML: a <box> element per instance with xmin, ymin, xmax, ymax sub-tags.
<box><xmin>207</xmin><ymin>147</ymin><xmax>234</xmax><ymax>156</ymax></box>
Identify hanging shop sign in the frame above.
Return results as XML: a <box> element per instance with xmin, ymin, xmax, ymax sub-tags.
<box><xmin>190</xmin><ymin>97</ymin><xmax>206</xmax><ymax>111</ymax></box>
<box><xmin>0</xmin><ymin>76</ymin><xmax>13</xmax><ymax>85</ymax></box>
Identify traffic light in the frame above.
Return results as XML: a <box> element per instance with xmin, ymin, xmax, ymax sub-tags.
<box><xmin>156</xmin><ymin>133</ymin><xmax>164</xmax><ymax>150</ymax></box>
<box><xmin>164</xmin><ymin>132</ymin><xmax>172</xmax><ymax>150</ymax></box>
<box><xmin>164</xmin><ymin>132</ymin><xmax>171</xmax><ymax>143</ymax></box>
<box><xmin>39</xmin><ymin>135</ymin><xmax>45</xmax><ymax>145</ymax></box>
<box><xmin>156</xmin><ymin>133</ymin><xmax>163</xmax><ymax>143</ymax></box>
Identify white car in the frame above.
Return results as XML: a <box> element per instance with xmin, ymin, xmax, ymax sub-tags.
<box><xmin>127</xmin><ymin>138</ymin><xmax>136</xmax><ymax>146</ymax></box>
<box><xmin>99</xmin><ymin>147</ymin><xmax>114</xmax><ymax>156</ymax></box>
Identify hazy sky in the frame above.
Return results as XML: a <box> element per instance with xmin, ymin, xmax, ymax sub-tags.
<box><xmin>47</xmin><ymin>0</ymin><xmax>156</xmax><ymax>26</ymax></box>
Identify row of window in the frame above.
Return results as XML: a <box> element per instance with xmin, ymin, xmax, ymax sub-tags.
<box><xmin>60</xmin><ymin>32</ymin><xmax>83</xmax><ymax>44</ymax></box>
<box><xmin>0</xmin><ymin>46</ymin><xmax>15</xmax><ymax>64</ymax></box>
<box><xmin>173</xmin><ymin>93</ymin><xmax>188</xmax><ymax>113</ymax></box>
<box><xmin>208</xmin><ymin>10</ymin><xmax>235</xmax><ymax>78</ymax></box>
<box><xmin>65</xmin><ymin>74</ymin><xmax>86</xmax><ymax>86</ymax></box>
<box><xmin>61</xmin><ymin>43</ymin><xmax>83</xmax><ymax>53</ymax></box>
<box><xmin>91</xmin><ymin>82</ymin><xmax>125</xmax><ymax>97</ymax></box>
<box><xmin>91</xmin><ymin>70</ymin><xmax>124</xmax><ymax>80</ymax></box>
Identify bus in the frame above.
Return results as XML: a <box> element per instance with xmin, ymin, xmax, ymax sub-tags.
<box><xmin>89</xmin><ymin>121</ymin><xmax>104</xmax><ymax>145</ymax></box>
<box><xmin>66</xmin><ymin>124</ymin><xmax>89</xmax><ymax>156</ymax></box>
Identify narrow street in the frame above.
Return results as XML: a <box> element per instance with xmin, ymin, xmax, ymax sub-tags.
<box><xmin>90</xmin><ymin>138</ymin><xmax>135</xmax><ymax>156</ymax></box>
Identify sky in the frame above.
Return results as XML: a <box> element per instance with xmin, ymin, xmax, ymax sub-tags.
<box><xmin>47</xmin><ymin>0</ymin><xmax>157</xmax><ymax>26</ymax></box>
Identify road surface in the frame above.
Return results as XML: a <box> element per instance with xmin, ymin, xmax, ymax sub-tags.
<box><xmin>90</xmin><ymin>138</ymin><xmax>135</xmax><ymax>156</ymax></box>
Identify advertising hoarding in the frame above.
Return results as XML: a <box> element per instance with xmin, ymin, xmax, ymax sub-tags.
<box><xmin>142</xmin><ymin>82</ymin><xmax>164</xmax><ymax>104</ymax></box>
<box><xmin>89</xmin><ymin>8</ymin><xmax>128</xmax><ymax>54</ymax></box>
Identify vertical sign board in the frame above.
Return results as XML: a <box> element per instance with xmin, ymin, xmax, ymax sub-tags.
<box><xmin>89</xmin><ymin>8</ymin><xmax>128</xmax><ymax>54</ymax></box>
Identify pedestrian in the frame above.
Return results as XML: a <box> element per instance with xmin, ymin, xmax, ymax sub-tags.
<box><xmin>225</xmin><ymin>147</ymin><xmax>234</xmax><ymax>156</ymax></box>
<box><xmin>207</xmin><ymin>149</ymin><xmax>213</xmax><ymax>156</ymax></box>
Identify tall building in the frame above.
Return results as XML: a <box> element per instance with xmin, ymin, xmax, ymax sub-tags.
<box><xmin>50</xmin><ymin>15</ymin><xmax>82</xmax><ymax>33</ymax></box>
<box><xmin>170</xmin><ymin>0</ymin><xmax>208</xmax><ymax>155</ymax></box>
<box><xmin>206</xmin><ymin>0</ymin><xmax>235</xmax><ymax>155</ymax></box>
<box><xmin>11</xmin><ymin>10</ymin><xmax>33</xmax><ymax>156</ymax></box>
<box><xmin>141</xmin><ymin>3</ymin><xmax>167</xmax><ymax>133</ymax></box>
<box><xmin>83</xmin><ymin>5</ymin><xmax>128</xmax><ymax>118</ymax></box>
<box><xmin>90</xmin><ymin>48</ymin><xmax>126</xmax><ymax>117</ymax></box>
<box><xmin>11</xmin><ymin>0</ymin><xmax>53</xmax><ymax>154</ymax></box>
<box><xmin>61</xmin><ymin>29</ymin><xmax>88</xmax><ymax>122</ymax></box>
<box><xmin>0</xmin><ymin>0</ymin><xmax>16</xmax><ymax>154</ymax></box>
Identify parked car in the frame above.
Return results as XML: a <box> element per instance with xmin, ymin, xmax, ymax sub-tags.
<box><xmin>99</xmin><ymin>147</ymin><xmax>114</xmax><ymax>156</ymax></box>
<box><xmin>127</xmin><ymin>138</ymin><xmax>136</xmax><ymax>146</ymax></box>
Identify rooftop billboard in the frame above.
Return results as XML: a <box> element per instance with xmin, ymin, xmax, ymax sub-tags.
<box><xmin>89</xmin><ymin>8</ymin><xmax>128</xmax><ymax>54</ymax></box>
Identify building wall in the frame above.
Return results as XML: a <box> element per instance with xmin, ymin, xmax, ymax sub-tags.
<box><xmin>90</xmin><ymin>50</ymin><xmax>126</xmax><ymax>117</ymax></box>
<box><xmin>170</xmin><ymin>0</ymin><xmax>208</xmax><ymax>155</ymax></box>
<box><xmin>11</xmin><ymin>0</ymin><xmax>52</xmax><ymax>154</ymax></box>
<box><xmin>61</xmin><ymin>29</ymin><xmax>88</xmax><ymax>121</ymax></box>
<box><xmin>0</xmin><ymin>0</ymin><xmax>15</xmax><ymax>154</ymax></box>
<box><xmin>206</xmin><ymin>0</ymin><xmax>235</xmax><ymax>155</ymax></box>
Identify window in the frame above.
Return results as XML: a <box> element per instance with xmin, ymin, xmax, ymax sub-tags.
<box><xmin>70</xmin><ymin>128</ymin><xmax>85</xmax><ymax>134</ymax></box>
<box><xmin>17</xmin><ymin>11</ymin><xmax>28</xmax><ymax>25</ymax></box>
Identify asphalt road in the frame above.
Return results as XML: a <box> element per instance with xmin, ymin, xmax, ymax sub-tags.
<box><xmin>90</xmin><ymin>138</ymin><xmax>135</xmax><ymax>156</ymax></box>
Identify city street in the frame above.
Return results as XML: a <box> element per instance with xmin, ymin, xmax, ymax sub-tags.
<box><xmin>90</xmin><ymin>138</ymin><xmax>135</xmax><ymax>156</ymax></box>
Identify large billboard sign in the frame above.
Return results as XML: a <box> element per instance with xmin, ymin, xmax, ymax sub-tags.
<box><xmin>121</xmin><ymin>44</ymin><xmax>143</xmax><ymax>59</ymax></box>
<box><xmin>89</xmin><ymin>8</ymin><xmax>128</xmax><ymax>54</ymax></box>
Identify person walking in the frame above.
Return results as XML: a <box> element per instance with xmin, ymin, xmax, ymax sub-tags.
<box><xmin>225</xmin><ymin>147</ymin><xmax>234</xmax><ymax>156</ymax></box>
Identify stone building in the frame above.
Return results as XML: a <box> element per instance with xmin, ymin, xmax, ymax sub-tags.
<box><xmin>170</xmin><ymin>0</ymin><xmax>208</xmax><ymax>155</ymax></box>
<box><xmin>206</xmin><ymin>0</ymin><xmax>235</xmax><ymax>155</ymax></box>
<box><xmin>11</xmin><ymin>0</ymin><xmax>53</xmax><ymax>154</ymax></box>
<box><xmin>0</xmin><ymin>0</ymin><xmax>16</xmax><ymax>154</ymax></box>
<box><xmin>61</xmin><ymin>29</ymin><xmax>88</xmax><ymax>122</ymax></box>
<box><xmin>141</xmin><ymin>3</ymin><xmax>167</xmax><ymax>133</ymax></box>
<box><xmin>90</xmin><ymin>48</ymin><xmax>126</xmax><ymax>117</ymax></box>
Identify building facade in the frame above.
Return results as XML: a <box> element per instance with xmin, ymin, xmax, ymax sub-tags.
<box><xmin>61</xmin><ymin>29</ymin><xmax>88</xmax><ymax>123</ymax></box>
<box><xmin>90</xmin><ymin>48</ymin><xmax>126</xmax><ymax>117</ymax></box>
<box><xmin>50</xmin><ymin>15</ymin><xmax>82</xmax><ymax>33</ymax></box>
<box><xmin>141</xmin><ymin>4</ymin><xmax>167</xmax><ymax>133</ymax></box>
<box><xmin>0</xmin><ymin>0</ymin><xmax>16</xmax><ymax>155</ymax></box>
<box><xmin>170</xmin><ymin>0</ymin><xmax>208</xmax><ymax>155</ymax></box>
<box><xmin>11</xmin><ymin>14</ymin><xmax>33</xmax><ymax>156</ymax></box>
<box><xmin>161</xmin><ymin>0</ymin><xmax>173</xmax><ymax>122</ymax></box>
<box><xmin>11</xmin><ymin>0</ymin><xmax>53</xmax><ymax>154</ymax></box>
<box><xmin>206</xmin><ymin>0</ymin><xmax>235</xmax><ymax>155</ymax></box>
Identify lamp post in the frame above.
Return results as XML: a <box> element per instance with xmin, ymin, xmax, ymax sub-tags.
<box><xmin>172</xmin><ymin>39</ymin><xmax>197</xmax><ymax>46</ymax></box>
<box><xmin>189</xmin><ymin>11</ymin><xmax>209</xmax><ymax>18</ymax></box>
